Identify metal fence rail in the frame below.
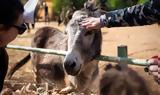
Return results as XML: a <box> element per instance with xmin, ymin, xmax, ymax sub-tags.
<box><xmin>7</xmin><ymin>45</ymin><xmax>149</xmax><ymax>66</ymax></box>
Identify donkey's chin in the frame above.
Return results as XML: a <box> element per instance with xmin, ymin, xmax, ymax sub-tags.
<box><xmin>66</xmin><ymin>65</ymin><xmax>82</xmax><ymax>76</ymax></box>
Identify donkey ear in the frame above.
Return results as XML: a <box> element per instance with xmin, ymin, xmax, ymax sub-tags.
<box><xmin>23</xmin><ymin>0</ymin><xmax>38</xmax><ymax>24</ymax></box>
<box><xmin>84</xmin><ymin>0</ymin><xmax>96</xmax><ymax>11</ymax></box>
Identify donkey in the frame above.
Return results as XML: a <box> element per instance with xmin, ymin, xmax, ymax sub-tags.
<box><xmin>60</xmin><ymin>9</ymin><xmax>102</xmax><ymax>94</ymax></box>
<box><xmin>7</xmin><ymin>3</ymin><xmax>102</xmax><ymax>95</ymax></box>
<box><xmin>99</xmin><ymin>64</ymin><xmax>150</xmax><ymax>95</ymax></box>
<box><xmin>31</xmin><ymin>27</ymin><xmax>67</xmax><ymax>87</ymax></box>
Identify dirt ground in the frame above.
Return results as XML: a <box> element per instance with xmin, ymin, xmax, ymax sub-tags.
<box><xmin>4</xmin><ymin>22</ymin><xmax>160</xmax><ymax>94</ymax></box>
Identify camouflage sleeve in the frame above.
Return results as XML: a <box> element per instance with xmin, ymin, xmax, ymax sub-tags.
<box><xmin>100</xmin><ymin>0</ymin><xmax>160</xmax><ymax>27</ymax></box>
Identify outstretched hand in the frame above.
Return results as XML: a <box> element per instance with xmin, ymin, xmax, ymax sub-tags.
<box><xmin>80</xmin><ymin>17</ymin><xmax>101</xmax><ymax>30</ymax></box>
<box><xmin>147</xmin><ymin>55</ymin><xmax>160</xmax><ymax>84</ymax></box>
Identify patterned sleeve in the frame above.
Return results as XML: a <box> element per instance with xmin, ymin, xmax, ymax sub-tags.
<box><xmin>100</xmin><ymin>0</ymin><xmax>160</xmax><ymax>27</ymax></box>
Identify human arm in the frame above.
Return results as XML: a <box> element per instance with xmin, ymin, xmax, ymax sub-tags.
<box><xmin>81</xmin><ymin>0</ymin><xmax>160</xmax><ymax>29</ymax></box>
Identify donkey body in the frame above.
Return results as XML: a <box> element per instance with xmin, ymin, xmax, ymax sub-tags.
<box><xmin>31</xmin><ymin>27</ymin><xmax>67</xmax><ymax>88</ymax></box>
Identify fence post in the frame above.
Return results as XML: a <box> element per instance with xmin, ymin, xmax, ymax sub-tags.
<box><xmin>117</xmin><ymin>45</ymin><xmax>128</xmax><ymax>69</ymax></box>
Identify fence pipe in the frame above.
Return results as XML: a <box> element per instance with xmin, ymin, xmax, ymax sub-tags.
<box><xmin>6</xmin><ymin>45</ymin><xmax>149</xmax><ymax>66</ymax></box>
<box><xmin>117</xmin><ymin>45</ymin><xmax>128</xmax><ymax>69</ymax></box>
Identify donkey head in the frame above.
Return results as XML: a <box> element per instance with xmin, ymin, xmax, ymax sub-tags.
<box><xmin>63</xmin><ymin>10</ymin><xmax>102</xmax><ymax>76</ymax></box>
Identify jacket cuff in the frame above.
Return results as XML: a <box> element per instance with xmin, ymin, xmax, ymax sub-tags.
<box><xmin>100</xmin><ymin>14</ymin><xmax>108</xmax><ymax>27</ymax></box>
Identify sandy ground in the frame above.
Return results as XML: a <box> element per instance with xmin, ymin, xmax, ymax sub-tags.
<box><xmin>5</xmin><ymin>22</ymin><xmax>160</xmax><ymax>94</ymax></box>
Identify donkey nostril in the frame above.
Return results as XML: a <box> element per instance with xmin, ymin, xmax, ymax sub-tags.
<box><xmin>70</xmin><ymin>61</ymin><xmax>76</xmax><ymax>68</ymax></box>
<box><xmin>64</xmin><ymin>61</ymin><xmax>78</xmax><ymax>75</ymax></box>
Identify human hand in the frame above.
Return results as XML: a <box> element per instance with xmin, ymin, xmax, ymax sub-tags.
<box><xmin>80</xmin><ymin>17</ymin><xmax>102</xmax><ymax>30</ymax></box>
<box><xmin>147</xmin><ymin>55</ymin><xmax>160</xmax><ymax>84</ymax></box>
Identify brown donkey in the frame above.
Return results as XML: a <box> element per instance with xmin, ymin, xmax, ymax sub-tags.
<box><xmin>99</xmin><ymin>64</ymin><xmax>151</xmax><ymax>95</ymax></box>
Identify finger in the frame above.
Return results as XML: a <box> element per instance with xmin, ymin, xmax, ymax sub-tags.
<box><xmin>81</xmin><ymin>17</ymin><xmax>92</xmax><ymax>22</ymax></box>
<box><xmin>149</xmin><ymin>65</ymin><xmax>158</xmax><ymax>72</ymax></box>
<box><xmin>80</xmin><ymin>18</ymin><xmax>92</xmax><ymax>25</ymax></box>
<box><xmin>151</xmin><ymin>55</ymin><xmax>160</xmax><ymax>58</ymax></box>
<box><xmin>151</xmin><ymin>55</ymin><xmax>160</xmax><ymax>62</ymax></box>
<box><xmin>153</xmin><ymin>73</ymin><xmax>160</xmax><ymax>82</ymax></box>
<box><xmin>152</xmin><ymin>72</ymin><xmax>158</xmax><ymax>78</ymax></box>
<box><xmin>86</xmin><ymin>24</ymin><xmax>95</xmax><ymax>30</ymax></box>
<box><xmin>152</xmin><ymin>72</ymin><xmax>160</xmax><ymax>78</ymax></box>
<box><xmin>81</xmin><ymin>19</ymin><xmax>94</xmax><ymax>25</ymax></box>
<box><xmin>151</xmin><ymin>55</ymin><xmax>159</xmax><ymax>59</ymax></box>
<box><xmin>80</xmin><ymin>20</ymin><xmax>90</xmax><ymax>24</ymax></box>
<box><xmin>80</xmin><ymin>22</ymin><xmax>91</xmax><ymax>27</ymax></box>
<box><xmin>148</xmin><ymin>59</ymin><xmax>159</xmax><ymax>65</ymax></box>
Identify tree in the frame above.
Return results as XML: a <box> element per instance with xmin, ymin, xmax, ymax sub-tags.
<box><xmin>106</xmin><ymin>0</ymin><xmax>148</xmax><ymax>10</ymax></box>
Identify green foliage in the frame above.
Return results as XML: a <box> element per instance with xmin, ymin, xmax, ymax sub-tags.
<box><xmin>106</xmin><ymin>0</ymin><xmax>149</xmax><ymax>10</ymax></box>
<box><xmin>138</xmin><ymin>0</ymin><xmax>149</xmax><ymax>4</ymax></box>
<box><xmin>52</xmin><ymin>0</ymin><xmax>86</xmax><ymax>15</ymax></box>
<box><xmin>52</xmin><ymin>0</ymin><xmax>149</xmax><ymax>15</ymax></box>
<box><xmin>106</xmin><ymin>0</ymin><xmax>127</xmax><ymax>10</ymax></box>
<box><xmin>71</xmin><ymin>0</ymin><xmax>86</xmax><ymax>9</ymax></box>
<box><xmin>52</xmin><ymin>0</ymin><xmax>63</xmax><ymax>14</ymax></box>
<box><xmin>20</xmin><ymin>0</ymin><xmax>28</xmax><ymax>5</ymax></box>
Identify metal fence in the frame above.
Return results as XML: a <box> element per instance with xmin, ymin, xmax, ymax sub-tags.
<box><xmin>6</xmin><ymin>45</ymin><xmax>149</xmax><ymax>66</ymax></box>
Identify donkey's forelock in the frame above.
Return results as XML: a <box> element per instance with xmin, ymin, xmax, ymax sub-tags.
<box><xmin>72</xmin><ymin>11</ymin><xmax>88</xmax><ymax>20</ymax></box>
<box><xmin>65</xmin><ymin>11</ymin><xmax>88</xmax><ymax>35</ymax></box>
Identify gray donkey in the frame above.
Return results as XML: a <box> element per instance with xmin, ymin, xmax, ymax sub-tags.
<box><xmin>61</xmin><ymin>9</ymin><xmax>102</xmax><ymax>94</ymax></box>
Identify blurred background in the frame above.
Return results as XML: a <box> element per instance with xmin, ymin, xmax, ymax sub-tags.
<box><xmin>20</xmin><ymin>0</ymin><xmax>148</xmax><ymax>24</ymax></box>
